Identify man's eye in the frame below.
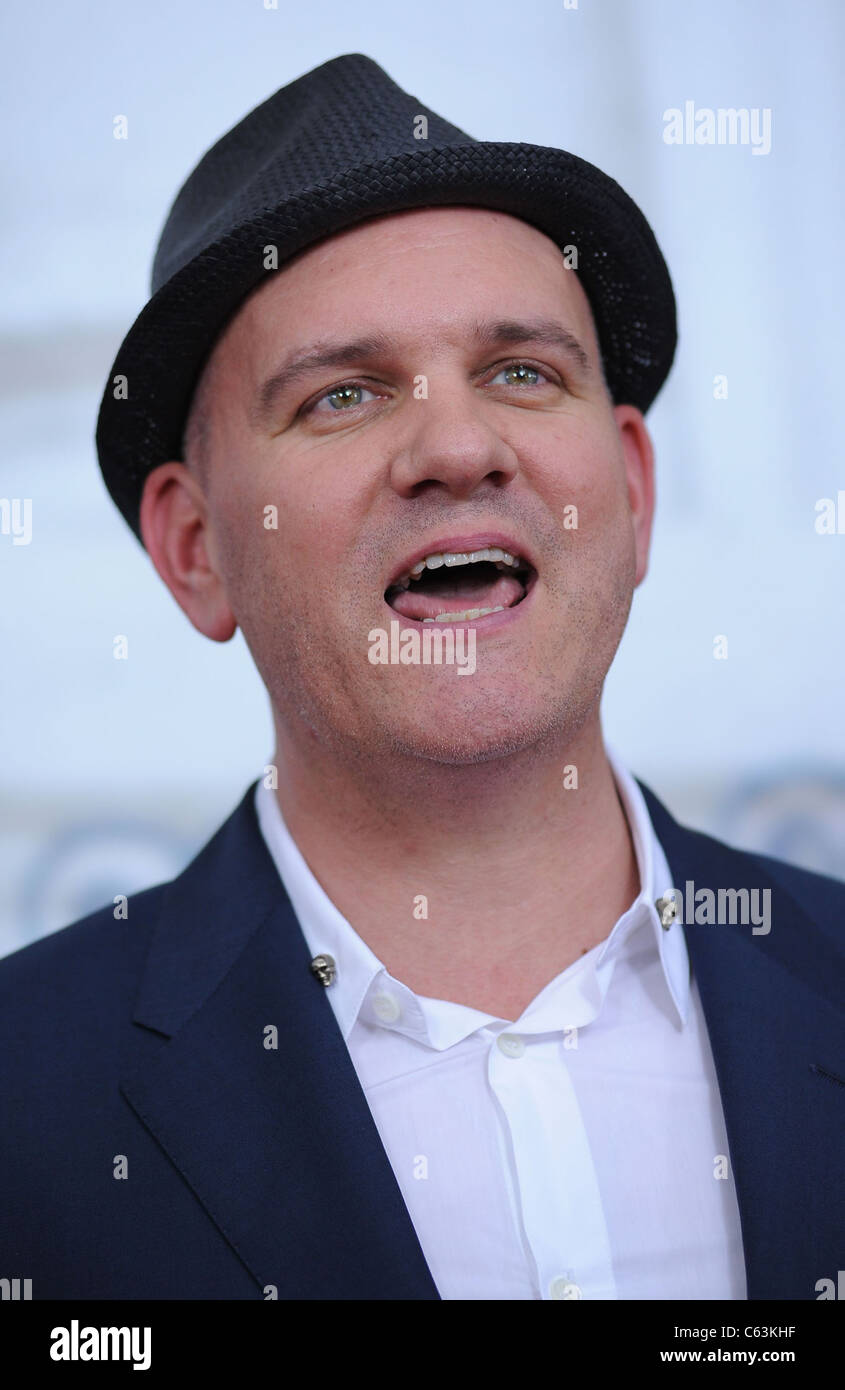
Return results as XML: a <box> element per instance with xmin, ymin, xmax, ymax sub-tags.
<box><xmin>302</xmin><ymin>361</ymin><xmax>555</xmax><ymax>419</ymax></box>
<box><xmin>307</xmin><ymin>382</ymin><xmax>379</xmax><ymax>415</ymax></box>
<box><xmin>489</xmin><ymin>362</ymin><xmax>553</xmax><ymax>388</ymax></box>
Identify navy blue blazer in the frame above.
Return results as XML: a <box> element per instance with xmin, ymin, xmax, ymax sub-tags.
<box><xmin>0</xmin><ymin>780</ymin><xmax>842</xmax><ymax>1300</ymax></box>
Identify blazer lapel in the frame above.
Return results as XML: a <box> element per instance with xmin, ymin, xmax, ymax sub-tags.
<box><xmin>639</xmin><ymin>780</ymin><xmax>844</xmax><ymax>1299</ymax></box>
<box><xmin>120</xmin><ymin>784</ymin><xmax>441</xmax><ymax>1299</ymax></box>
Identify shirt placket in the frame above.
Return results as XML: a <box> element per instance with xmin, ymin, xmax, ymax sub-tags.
<box><xmin>487</xmin><ymin>1028</ymin><xmax>618</xmax><ymax>1300</ymax></box>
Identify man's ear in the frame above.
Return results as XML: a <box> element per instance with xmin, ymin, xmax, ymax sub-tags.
<box><xmin>139</xmin><ymin>462</ymin><xmax>237</xmax><ymax>641</ymax></box>
<box><xmin>612</xmin><ymin>404</ymin><xmax>655</xmax><ymax>589</ymax></box>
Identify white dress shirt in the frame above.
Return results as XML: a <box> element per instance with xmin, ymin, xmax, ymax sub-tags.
<box><xmin>254</xmin><ymin>744</ymin><xmax>747</xmax><ymax>1300</ymax></box>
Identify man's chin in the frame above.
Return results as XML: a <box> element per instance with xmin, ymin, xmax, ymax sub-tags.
<box><xmin>370</xmin><ymin>688</ymin><xmax>569</xmax><ymax>767</ymax></box>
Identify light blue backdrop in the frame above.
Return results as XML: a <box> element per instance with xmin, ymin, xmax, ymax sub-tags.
<box><xmin>1</xmin><ymin>0</ymin><xmax>843</xmax><ymax>954</ymax></box>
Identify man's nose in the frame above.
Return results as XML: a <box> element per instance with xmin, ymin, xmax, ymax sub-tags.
<box><xmin>388</xmin><ymin>384</ymin><xmax>520</xmax><ymax>499</ymax></box>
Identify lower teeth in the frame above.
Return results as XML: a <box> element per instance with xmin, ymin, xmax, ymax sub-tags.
<box><xmin>422</xmin><ymin>605</ymin><xmax>506</xmax><ymax>623</ymax></box>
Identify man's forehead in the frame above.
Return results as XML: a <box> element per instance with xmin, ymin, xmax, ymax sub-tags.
<box><xmin>288</xmin><ymin>203</ymin><xmax>565</xmax><ymax>262</ymax></box>
<box><xmin>218</xmin><ymin>204</ymin><xmax>601</xmax><ymax>378</ymax></box>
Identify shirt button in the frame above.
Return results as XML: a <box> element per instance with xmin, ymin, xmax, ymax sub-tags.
<box><xmin>549</xmin><ymin>1277</ymin><xmax>582</xmax><ymax>1299</ymax></box>
<box><xmin>496</xmin><ymin>1033</ymin><xmax>526</xmax><ymax>1059</ymax></box>
<box><xmin>371</xmin><ymin>992</ymin><xmax>401</xmax><ymax>1023</ymax></box>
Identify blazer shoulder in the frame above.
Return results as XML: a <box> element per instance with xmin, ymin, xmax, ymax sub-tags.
<box><xmin>0</xmin><ymin>879</ymin><xmax>167</xmax><ymax>1013</ymax></box>
<box><xmin>742</xmin><ymin>845</ymin><xmax>845</xmax><ymax>947</ymax></box>
<box><xmin>639</xmin><ymin>777</ymin><xmax>845</xmax><ymax>964</ymax></box>
<box><xmin>695</xmin><ymin>823</ymin><xmax>845</xmax><ymax>904</ymax></box>
<box><xmin>0</xmin><ymin>784</ymin><xmax>260</xmax><ymax>1040</ymax></box>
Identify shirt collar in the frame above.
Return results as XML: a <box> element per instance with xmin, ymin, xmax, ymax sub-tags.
<box><xmin>254</xmin><ymin>776</ymin><xmax>384</xmax><ymax>1042</ymax></box>
<box><xmin>601</xmin><ymin>741</ymin><xmax>690</xmax><ymax>1026</ymax></box>
<box><xmin>254</xmin><ymin>743</ymin><xmax>690</xmax><ymax>1044</ymax></box>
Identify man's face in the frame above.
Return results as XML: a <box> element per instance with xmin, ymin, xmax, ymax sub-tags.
<box><xmin>145</xmin><ymin>206</ymin><xmax>654</xmax><ymax>766</ymax></box>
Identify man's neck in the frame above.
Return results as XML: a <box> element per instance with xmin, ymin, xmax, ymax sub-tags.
<box><xmin>269</xmin><ymin>716</ymin><xmax>640</xmax><ymax>1021</ymax></box>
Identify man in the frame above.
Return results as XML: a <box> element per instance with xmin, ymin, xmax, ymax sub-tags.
<box><xmin>0</xmin><ymin>53</ymin><xmax>841</xmax><ymax>1301</ymax></box>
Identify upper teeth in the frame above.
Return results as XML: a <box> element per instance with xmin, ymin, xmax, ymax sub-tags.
<box><xmin>397</xmin><ymin>546</ymin><xmax>522</xmax><ymax>586</ymax></box>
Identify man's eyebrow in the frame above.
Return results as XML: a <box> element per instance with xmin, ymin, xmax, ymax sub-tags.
<box><xmin>251</xmin><ymin>316</ymin><xmax>592</xmax><ymax>425</ymax></box>
<box><xmin>252</xmin><ymin>334</ymin><xmax>394</xmax><ymax>425</ymax></box>
<box><xmin>471</xmin><ymin>318</ymin><xmax>592</xmax><ymax>376</ymax></box>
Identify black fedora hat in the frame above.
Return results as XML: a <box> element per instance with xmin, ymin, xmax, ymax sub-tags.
<box><xmin>96</xmin><ymin>52</ymin><xmax>677</xmax><ymax>542</ymax></box>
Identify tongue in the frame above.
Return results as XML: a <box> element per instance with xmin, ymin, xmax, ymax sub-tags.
<box><xmin>390</xmin><ymin>572</ymin><xmax>524</xmax><ymax>622</ymax></box>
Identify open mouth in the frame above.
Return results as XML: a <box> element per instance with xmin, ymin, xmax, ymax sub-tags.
<box><xmin>384</xmin><ymin>545</ymin><xmax>537</xmax><ymax>625</ymax></box>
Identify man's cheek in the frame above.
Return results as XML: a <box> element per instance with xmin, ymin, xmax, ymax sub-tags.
<box><xmin>575</xmin><ymin>487</ymin><xmax>634</xmax><ymax>561</ymax></box>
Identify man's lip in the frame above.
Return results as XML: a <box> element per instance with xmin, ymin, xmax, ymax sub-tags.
<box><xmin>385</xmin><ymin>532</ymin><xmax>536</xmax><ymax>589</ymax></box>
